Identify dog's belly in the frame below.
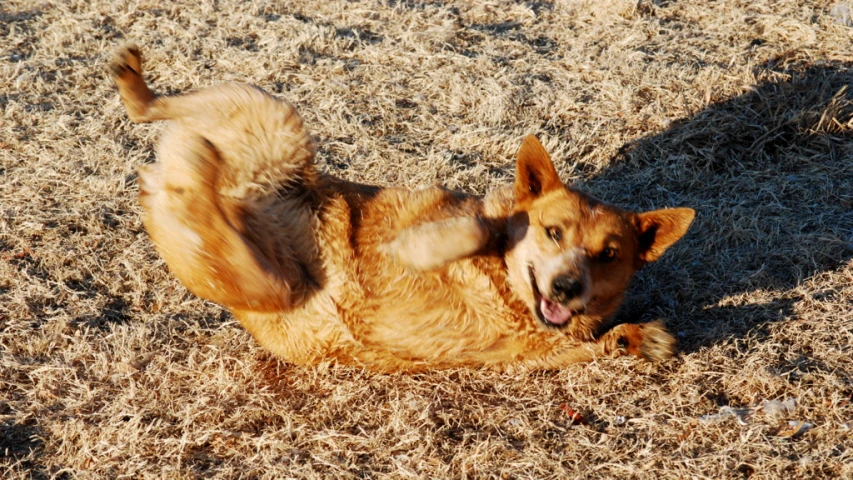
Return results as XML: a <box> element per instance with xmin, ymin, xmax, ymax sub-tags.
<box><xmin>362</xmin><ymin>267</ymin><xmax>512</xmax><ymax>360</ymax></box>
<box><xmin>234</xmin><ymin>237</ymin><xmax>534</xmax><ymax>370</ymax></box>
<box><xmin>232</xmin><ymin>291</ymin><xmax>358</xmax><ymax>365</ymax></box>
<box><xmin>340</xmin><ymin>253</ymin><xmax>560</xmax><ymax>370</ymax></box>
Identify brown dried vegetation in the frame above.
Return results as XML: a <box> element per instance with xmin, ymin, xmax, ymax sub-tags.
<box><xmin>1</xmin><ymin>0</ymin><xmax>852</xmax><ymax>478</ymax></box>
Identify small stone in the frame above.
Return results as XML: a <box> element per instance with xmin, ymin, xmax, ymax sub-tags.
<box><xmin>831</xmin><ymin>3</ymin><xmax>853</xmax><ymax>27</ymax></box>
<box><xmin>760</xmin><ymin>398</ymin><xmax>796</xmax><ymax>418</ymax></box>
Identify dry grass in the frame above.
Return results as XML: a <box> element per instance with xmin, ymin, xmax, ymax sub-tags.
<box><xmin>2</xmin><ymin>0</ymin><xmax>852</xmax><ymax>478</ymax></box>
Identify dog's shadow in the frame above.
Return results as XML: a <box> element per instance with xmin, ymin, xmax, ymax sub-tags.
<box><xmin>576</xmin><ymin>61</ymin><xmax>853</xmax><ymax>353</ymax></box>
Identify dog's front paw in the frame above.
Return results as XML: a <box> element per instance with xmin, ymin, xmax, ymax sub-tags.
<box><xmin>635</xmin><ymin>321</ymin><xmax>676</xmax><ymax>362</ymax></box>
<box><xmin>611</xmin><ymin>320</ymin><xmax>676</xmax><ymax>362</ymax></box>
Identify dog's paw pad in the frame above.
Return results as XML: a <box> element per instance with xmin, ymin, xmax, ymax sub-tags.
<box><xmin>109</xmin><ymin>44</ymin><xmax>142</xmax><ymax>78</ymax></box>
<box><xmin>637</xmin><ymin>321</ymin><xmax>676</xmax><ymax>362</ymax></box>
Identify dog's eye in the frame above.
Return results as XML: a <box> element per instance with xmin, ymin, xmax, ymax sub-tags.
<box><xmin>545</xmin><ymin>226</ymin><xmax>562</xmax><ymax>242</ymax></box>
<box><xmin>599</xmin><ymin>247</ymin><xmax>618</xmax><ymax>262</ymax></box>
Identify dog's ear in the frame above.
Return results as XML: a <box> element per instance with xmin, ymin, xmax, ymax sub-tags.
<box><xmin>634</xmin><ymin>208</ymin><xmax>696</xmax><ymax>264</ymax></box>
<box><xmin>514</xmin><ymin>135</ymin><xmax>562</xmax><ymax>203</ymax></box>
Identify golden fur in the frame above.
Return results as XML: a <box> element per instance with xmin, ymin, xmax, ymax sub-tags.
<box><xmin>111</xmin><ymin>44</ymin><xmax>695</xmax><ymax>373</ymax></box>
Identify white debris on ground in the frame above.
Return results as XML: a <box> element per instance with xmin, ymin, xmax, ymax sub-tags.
<box><xmin>831</xmin><ymin>3</ymin><xmax>853</xmax><ymax>26</ymax></box>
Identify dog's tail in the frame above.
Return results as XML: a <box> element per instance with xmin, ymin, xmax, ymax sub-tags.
<box><xmin>110</xmin><ymin>43</ymin><xmax>316</xmax><ymax>200</ymax></box>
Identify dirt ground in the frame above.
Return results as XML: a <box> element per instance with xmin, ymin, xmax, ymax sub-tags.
<box><xmin>1</xmin><ymin>0</ymin><xmax>852</xmax><ymax>478</ymax></box>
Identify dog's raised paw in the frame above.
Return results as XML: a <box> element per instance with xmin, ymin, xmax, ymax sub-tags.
<box><xmin>637</xmin><ymin>320</ymin><xmax>676</xmax><ymax>362</ymax></box>
<box><xmin>383</xmin><ymin>217</ymin><xmax>489</xmax><ymax>271</ymax></box>
<box><xmin>109</xmin><ymin>43</ymin><xmax>143</xmax><ymax>78</ymax></box>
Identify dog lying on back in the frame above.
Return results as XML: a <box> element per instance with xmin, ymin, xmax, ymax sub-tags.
<box><xmin>111</xmin><ymin>44</ymin><xmax>695</xmax><ymax>372</ymax></box>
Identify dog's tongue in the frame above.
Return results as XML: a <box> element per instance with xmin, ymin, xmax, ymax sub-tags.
<box><xmin>540</xmin><ymin>298</ymin><xmax>573</xmax><ymax>325</ymax></box>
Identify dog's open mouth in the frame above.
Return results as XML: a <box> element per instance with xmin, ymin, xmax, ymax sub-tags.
<box><xmin>528</xmin><ymin>265</ymin><xmax>580</xmax><ymax>328</ymax></box>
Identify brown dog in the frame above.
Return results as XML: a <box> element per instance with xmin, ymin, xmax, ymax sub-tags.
<box><xmin>111</xmin><ymin>44</ymin><xmax>695</xmax><ymax>372</ymax></box>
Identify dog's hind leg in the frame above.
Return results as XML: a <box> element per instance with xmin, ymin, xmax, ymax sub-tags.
<box><xmin>111</xmin><ymin>43</ymin><xmax>317</xmax><ymax>199</ymax></box>
<box><xmin>110</xmin><ymin>43</ymin><xmax>220</xmax><ymax>124</ymax></box>
<box><xmin>109</xmin><ymin>43</ymin><xmax>232</xmax><ymax>125</ymax></box>
<box><xmin>109</xmin><ymin>44</ymin><xmax>171</xmax><ymax>123</ymax></box>
<box><xmin>138</xmin><ymin>127</ymin><xmax>307</xmax><ymax>312</ymax></box>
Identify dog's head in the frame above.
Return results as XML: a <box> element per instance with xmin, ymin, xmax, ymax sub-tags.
<box><xmin>505</xmin><ymin>136</ymin><xmax>695</xmax><ymax>336</ymax></box>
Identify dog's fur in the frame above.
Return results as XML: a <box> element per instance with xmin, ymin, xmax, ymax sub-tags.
<box><xmin>111</xmin><ymin>44</ymin><xmax>695</xmax><ymax>373</ymax></box>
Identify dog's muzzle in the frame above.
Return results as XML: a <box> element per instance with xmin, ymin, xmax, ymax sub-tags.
<box><xmin>529</xmin><ymin>266</ymin><xmax>585</xmax><ymax>328</ymax></box>
<box><xmin>550</xmin><ymin>274</ymin><xmax>584</xmax><ymax>304</ymax></box>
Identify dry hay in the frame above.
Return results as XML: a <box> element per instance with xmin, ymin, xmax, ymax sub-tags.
<box><xmin>1</xmin><ymin>0</ymin><xmax>852</xmax><ymax>478</ymax></box>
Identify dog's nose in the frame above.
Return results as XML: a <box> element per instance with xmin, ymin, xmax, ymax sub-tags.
<box><xmin>551</xmin><ymin>275</ymin><xmax>583</xmax><ymax>303</ymax></box>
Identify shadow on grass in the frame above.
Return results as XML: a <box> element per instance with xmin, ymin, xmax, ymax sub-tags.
<box><xmin>581</xmin><ymin>60</ymin><xmax>853</xmax><ymax>354</ymax></box>
<box><xmin>0</xmin><ymin>417</ymin><xmax>44</xmax><ymax>476</ymax></box>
